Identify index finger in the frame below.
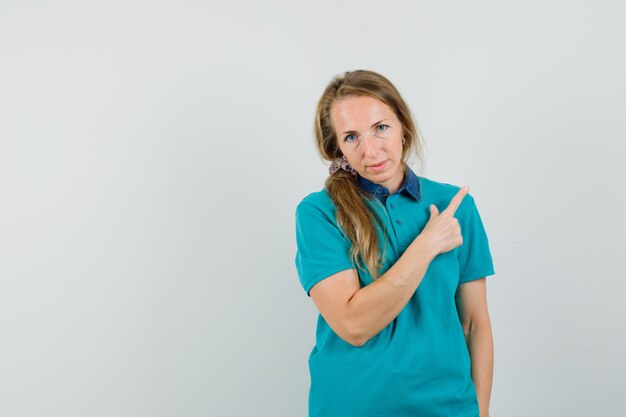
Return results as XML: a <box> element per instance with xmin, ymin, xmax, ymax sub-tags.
<box><xmin>442</xmin><ymin>186</ymin><xmax>470</xmax><ymax>216</ymax></box>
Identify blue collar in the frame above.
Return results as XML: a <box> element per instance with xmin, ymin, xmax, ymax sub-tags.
<box><xmin>357</xmin><ymin>165</ymin><xmax>421</xmax><ymax>202</ymax></box>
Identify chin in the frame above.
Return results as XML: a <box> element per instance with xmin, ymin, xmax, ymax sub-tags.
<box><xmin>367</xmin><ymin>173</ymin><xmax>392</xmax><ymax>184</ymax></box>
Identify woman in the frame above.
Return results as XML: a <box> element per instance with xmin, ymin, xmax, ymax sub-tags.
<box><xmin>294</xmin><ymin>70</ymin><xmax>496</xmax><ymax>417</ymax></box>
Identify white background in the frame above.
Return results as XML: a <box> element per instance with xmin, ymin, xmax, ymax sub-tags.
<box><xmin>1</xmin><ymin>1</ymin><xmax>625</xmax><ymax>416</ymax></box>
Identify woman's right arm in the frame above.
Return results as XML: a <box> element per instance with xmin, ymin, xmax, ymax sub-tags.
<box><xmin>309</xmin><ymin>186</ymin><xmax>469</xmax><ymax>347</ymax></box>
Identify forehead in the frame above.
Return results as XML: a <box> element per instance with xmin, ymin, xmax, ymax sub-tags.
<box><xmin>330</xmin><ymin>95</ymin><xmax>396</xmax><ymax>129</ymax></box>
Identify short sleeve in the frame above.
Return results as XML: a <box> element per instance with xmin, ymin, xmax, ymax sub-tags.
<box><xmin>295</xmin><ymin>201</ymin><xmax>356</xmax><ymax>296</ymax></box>
<box><xmin>456</xmin><ymin>194</ymin><xmax>495</xmax><ymax>284</ymax></box>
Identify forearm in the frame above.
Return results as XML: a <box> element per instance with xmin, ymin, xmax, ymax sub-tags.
<box><xmin>467</xmin><ymin>318</ymin><xmax>494</xmax><ymax>417</ymax></box>
<box><xmin>345</xmin><ymin>236</ymin><xmax>435</xmax><ymax>346</ymax></box>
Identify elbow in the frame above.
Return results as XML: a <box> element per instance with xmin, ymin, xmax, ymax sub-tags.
<box><xmin>334</xmin><ymin>326</ymin><xmax>367</xmax><ymax>347</ymax></box>
<box><xmin>329</xmin><ymin>303</ymin><xmax>369</xmax><ymax>347</ymax></box>
<box><xmin>461</xmin><ymin>318</ymin><xmax>473</xmax><ymax>340</ymax></box>
<box><xmin>343</xmin><ymin>319</ymin><xmax>368</xmax><ymax>347</ymax></box>
<box><xmin>347</xmin><ymin>334</ymin><xmax>367</xmax><ymax>347</ymax></box>
<box><xmin>344</xmin><ymin>335</ymin><xmax>367</xmax><ymax>348</ymax></box>
<box><xmin>462</xmin><ymin>315</ymin><xmax>490</xmax><ymax>341</ymax></box>
<box><xmin>327</xmin><ymin>315</ymin><xmax>368</xmax><ymax>347</ymax></box>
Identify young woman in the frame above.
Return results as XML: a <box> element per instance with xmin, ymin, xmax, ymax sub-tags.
<box><xmin>295</xmin><ymin>70</ymin><xmax>496</xmax><ymax>417</ymax></box>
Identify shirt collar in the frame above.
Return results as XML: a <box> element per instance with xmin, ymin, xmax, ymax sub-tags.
<box><xmin>357</xmin><ymin>165</ymin><xmax>421</xmax><ymax>202</ymax></box>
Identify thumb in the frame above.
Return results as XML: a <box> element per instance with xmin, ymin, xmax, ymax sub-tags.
<box><xmin>429</xmin><ymin>204</ymin><xmax>439</xmax><ymax>218</ymax></box>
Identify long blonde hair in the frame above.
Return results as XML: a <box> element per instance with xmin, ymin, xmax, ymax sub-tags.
<box><xmin>314</xmin><ymin>70</ymin><xmax>424</xmax><ymax>280</ymax></box>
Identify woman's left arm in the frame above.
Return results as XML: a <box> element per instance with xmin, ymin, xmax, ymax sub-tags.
<box><xmin>455</xmin><ymin>277</ymin><xmax>493</xmax><ymax>417</ymax></box>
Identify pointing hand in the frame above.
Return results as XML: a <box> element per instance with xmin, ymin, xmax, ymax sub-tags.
<box><xmin>419</xmin><ymin>186</ymin><xmax>469</xmax><ymax>257</ymax></box>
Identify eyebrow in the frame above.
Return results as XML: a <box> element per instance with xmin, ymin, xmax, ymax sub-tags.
<box><xmin>342</xmin><ymin>119</ymin><xmax>389</xmax><ymax>135</ymax></box>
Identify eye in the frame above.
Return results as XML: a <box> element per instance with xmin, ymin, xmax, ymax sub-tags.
<box><xmin>376</xmin><ymin>124</ymin><xmax>389</xmax><ymax>132</ymax></box>
<box><xmin>344</xmin><ymin>134</ymin><xmax>358</xmax><ymax>142</ymax></box>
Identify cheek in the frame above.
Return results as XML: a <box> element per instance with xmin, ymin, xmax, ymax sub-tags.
<box><xmin>344</xmin><ymin>152</ymin><xmax>363</xmax><ymax>168</ymax></box>
<box><xmin>394</xmin><ymin>138</ymin><xmax>405</xmax><ymax>155</ymax></box>
<box><xmin>382</xmin><ymin>141</ymin><xmax>402</xmax><ymax>158</ymax></box>
<box><xmin>344</xmin><ymin>153</ymin><xmax>358</xmax><ymax>165</ymax></box>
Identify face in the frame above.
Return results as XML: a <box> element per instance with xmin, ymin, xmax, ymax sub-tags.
<box><xmin>330</xmin><ymin>95</ymin><xmax>405</xmax><ymax>194</ymax></box>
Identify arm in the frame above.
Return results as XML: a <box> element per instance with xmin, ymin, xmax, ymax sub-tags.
<box><xmin>310</xmin><ymin>187</ymin><xmax>470</xmax><ymax>347</ymax></box>
<box><xmin>455</xmin><ymin>278</ymin><xmax>494</xmax><ymax>417</ymax></box>
<box><xmin>310</xmin><ymin>236</ymin><xmax>436</xmax><ymax>346</ymax></box>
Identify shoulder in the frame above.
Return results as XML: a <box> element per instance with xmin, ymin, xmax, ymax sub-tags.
<box><xmin>295</xmin><ymin>188</ymin><xmax>338</xmax><ymax>223</ymax></box>
<box><xmin>295</xmin><ymin>188</ymin><xmax>353</xmax><ymax>242</ymax></box>
<box><xmin>297</xmin><ymin>188</ymin><xmax>334</xmax><ymax>209</ymax></box>
<box><xmin>418</xmin><ymin>175</ymin><xmax>465</xmax><ymax>197</ymax></box>
<box><xmin>418</xmin><ymin>176</ymin><xmax>477</xmax><ymax>214</ymax></box>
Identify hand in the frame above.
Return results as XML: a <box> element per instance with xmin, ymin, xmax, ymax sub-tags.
<box><xmin>417</xmin><ymin>186</ymin><xmax>469</xmax><ymax>257</ymax></box>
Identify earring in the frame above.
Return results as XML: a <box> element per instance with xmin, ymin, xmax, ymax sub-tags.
<box><xmin>402</xmin><ymin>137</ymin><xmax>406</xmax><ymax>145</ymax></box>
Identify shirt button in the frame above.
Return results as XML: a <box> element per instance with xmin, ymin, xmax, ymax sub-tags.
<box><xmin>395</xmin><ymin>219</ymin><xmax>402</xmax><ymax>225</ymax></box>
<box><xmin>390</xmin><ymin>203</ymin><xmax>395</xmax><ymax>209</ymax></box>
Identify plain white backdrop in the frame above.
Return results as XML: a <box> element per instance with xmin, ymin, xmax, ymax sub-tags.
<box><xmin>1</xmin><ymin>1</ymin><xmax>625</xmax><ymax>416</ymax></box>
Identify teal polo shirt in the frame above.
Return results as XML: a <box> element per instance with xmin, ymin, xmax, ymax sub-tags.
<box><xmin>294</xmin><ymin>167</ymin><xmax>495</xmax><ymax>417</ymax></box>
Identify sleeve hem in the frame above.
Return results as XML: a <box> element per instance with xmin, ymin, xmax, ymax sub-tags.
<box><xmin>303</xmin><ymin>262</ymin><xmax>357</xmax><ymax>297</ymax></box>
<box><xmin>459</xmin><ymin>268</ymin><xmax>496</xmax><ymax>285</ymax></box>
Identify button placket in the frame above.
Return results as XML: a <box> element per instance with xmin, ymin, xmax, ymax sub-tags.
<box><xmin>387</xmin><ymin>197</ymin><xmax>401</xmax><ymax>227</ymax></box>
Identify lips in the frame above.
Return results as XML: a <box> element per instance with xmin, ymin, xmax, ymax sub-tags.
<box><xmin>368</xmin><ymin>160</ymin><xmax>388</xmax><ymax>172</ymax></box>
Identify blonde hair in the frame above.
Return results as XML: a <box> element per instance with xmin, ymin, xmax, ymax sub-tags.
<box><xmin>314</xmin><ymin>70</ymin><xmax>425</xmax><ymax>280</ymax></box>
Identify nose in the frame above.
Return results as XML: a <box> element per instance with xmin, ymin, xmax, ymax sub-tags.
<box><xmin>362</xmin><ymin>133</ymin><xmax>380</xmax><ymax>158</ymax></box>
